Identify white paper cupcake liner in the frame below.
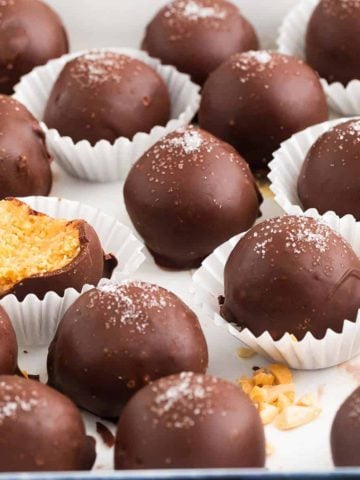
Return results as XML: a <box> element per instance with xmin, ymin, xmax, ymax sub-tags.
<box><xmin>0</xmin><ymin>196</ymin><xmax>145</xmax><ymax>346</ymax></box>
<box><xmin>268</xmin><ymin>117</ymin><xmax>360</xmax><ymax>220</ymax></box>
<box><xmin>13</xmin><ymin>47</ymin><xmax>201</xmax><ymax>182</ymax></box>
<box><xmin>277</xmin><ymin>0</ymin><xmax>360</xmax><ymax>116</ymax></box>
<box><xmin>192</xmin><ymin>212</ymin><xmax>360</xmax><ymax>370</ymax></box>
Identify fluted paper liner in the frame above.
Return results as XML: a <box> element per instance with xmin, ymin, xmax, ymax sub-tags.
<box><xmin>277</xmin><ymin>0</ymin><xmax>360</xmax><ymax>116</ymax></box>
<box><xmin>0</xmin><ymin>196</ymin><xmax>145</xmax><ymax>346</ymax></box>
<box><xmin>268</xmin><ymin>117</ymin><xmax>360</xmax><ymax>219</ymax></box>
<box><xmin>13</xmin><ymin>47</ymin><xmax>201</xmax><ymax>182</ymax></box>
<box><xmin>192</xmin><ymin>212</ymin><xmax>360</xmax><ymax>370</ymax></box>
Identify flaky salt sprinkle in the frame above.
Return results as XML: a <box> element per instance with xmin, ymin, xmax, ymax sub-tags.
<box><xmin>150</xmin><ymin>372</ymin><xmax>218</xmax><ymax>428</ymax></box>
<box><xmin>0</xmin><ymin>383</ymin><xmax>40</xmax><ymax>425</ymax></box>
<box><xmin>93</xmin><ymin>281</ymin><xmax>172</xmax><ymax>333</ymax></box>
<box><xmin>168</xmin><ymin>129</ymin><xmax>203</xmax><ymax>154</ymax></box>
<box><xmin>182</xmin><ymin>0</ymin><xmax>226</xmax><ymax>20</ymax></box>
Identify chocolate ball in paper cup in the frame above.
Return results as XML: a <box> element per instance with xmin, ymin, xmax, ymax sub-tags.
<box><xmin>13</xmin><ymin>47</ymin><xmax>201</xmax><ymax>182</ymax></box>
<box><xmin>277</xmin><ymin>0</ymin><xmax>360</xmax><ymax>115</ymax></box>
<box><xmin>268</xmin><ymin>117</ymin><xmax>360</xmax><ymax>219</ymax></box>
<box><xmin>0</xmin><ymin>196</ymin><xmax>145</xmax><ymax>347</ymax></box>
<box><xmin>192</xmin><ymin>213</ymin><xmax>360</xmax><ymax>370</ymax></box>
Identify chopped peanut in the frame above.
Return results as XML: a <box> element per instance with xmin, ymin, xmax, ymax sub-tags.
<box><xmin>239</xmin><ymin>377</ymin><xmax>254</xmax><ymax>395</ymax></box>
<box><xmin>250</xmin><ymin>386</ymin><xmax>268</xmax><ymax>404</ymax></box>
<box><xmin>259</xmin><ymin>403</ymin><xmax>279</xmax><ymax>425</ymax></box>
<box><xmin>297</xmin><ymin>394</ymin><xmax>315</xmax><ymax>407</ymax></box>
<box><xmin>237</xmin><ymin>347</ymin><xmax>256</xmax><ymax>359</ymax></box>
<box><xmin>237</xmin><ymin>363</ymin><xmax>320</xmax><ymax>430</ymax></box>
<box><xmin>275</xmin><ymin>405</ymin><xmax>321</xmax><ymax>430</ymax></box>
<box><xmin>269</xmin><ymin>364</ymin><xmax>293</xmax><ymax>384</ymax></box>
<box><xmin>253</xmin><ymin>371</ymin><xmax>275</xmax><ymax>387</ymax></box>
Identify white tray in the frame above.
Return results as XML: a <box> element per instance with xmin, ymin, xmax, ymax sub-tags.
<box><xmin>15</xmin><ymin>0</ymin><xmax>359</xmax><ymax>473</ymax></box>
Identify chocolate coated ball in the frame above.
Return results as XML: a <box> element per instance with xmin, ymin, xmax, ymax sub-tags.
<box><xmin>115</xmin><ymin>372</ymin><xmax>265</xmax><ymax>469</ymax></box>
<box><xmin>306</xmin><ymin>0</ymin><xmax>360</xmax><ymax>85</ymax></box>
<box><xmin>124</xmin><ymin>126</ymin><xmax>262</xmax><ymax>269</ymax></box>
<box><xmin>221</xmin><ymin>215</ymin><xmax>360</xmax><ymax>340</ymax></box>
<box><xmin>199</xmin><ymin>51</ymin><xmax>328</xmax><ymax>169</ymax></box>
<box><xmin>298</xmin><ymin>119</ymin><xmax>360</xmax><ymax>219</ymax></box>
<box><xmin>44</xmin><ymin>52</ymin><xmax>171</xmax><ymax>145</ymax></box>
<box><xmin>48</xmin><ymin>281</ymin><xmax>208</xmax><ymax>418</ymax></box>
<box><xmin>0</xmin><ymin>0</ymin><xmax>68</xmax><ymax>94</ymax></box>
<box><xmin>0</xmin><ymin>95</ymin><xmax>52</xmax><ymax>198</ymax></box>
<box><xmin>142</xmin><ymin>0</ymin><xmax>258</xmax><ymax>85</ymax></box>
<box><xmin>0</xmin><ymin>307</ymin><xmax>17</xmax><ymax>375</ymax></box>
<box><xmin>0</xmin><ymin>375</ymin><xmax>95</xmax><ymax>472</ymax></box>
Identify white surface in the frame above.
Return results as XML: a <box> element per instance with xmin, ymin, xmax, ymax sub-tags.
<box><xmin>13</xmin><ymin>0</ymin><xmax>360</xmax><ymax>473</ymax></box>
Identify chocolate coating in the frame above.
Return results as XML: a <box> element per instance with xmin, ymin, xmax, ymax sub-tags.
<box><xmin>115</xmin><ymin>372</ymin><xmax>265</xmax><ymax>469</ymax></box>
<box><xmin>0</xmin><ymin>0</ymin><xmax>68</xmax><ymax>94</ymax></box>
<box><xmin>0</xmin><ymin>95</ymin><xmax>52</xmax><ymax>198</ymax></box>
<box><xmin>221</xmin><ymin>215</ymin><xmax>360</xmax><ymax>340</ymax></box>
<box><xmin>0</xmin><ymin>199</ymin><xmax>117</xmax><ymax>301</ymax></box>
<box><xmin>0</xmin><ymin>375</ymin><xmax>95</xmax><ymax>472</ymax></box>
<box><xmin>47</xmin><ymin>281</ymin><xmax>208</xmax><ymax>418</ymax></box>
<box><xmin>199</xmin><ymin>51</ymin><xmax>328</xmax><ymax>169</ymax></box>
<box><xmin>0</xmin><ymin>307</ymin><xmax>17</xmax><ymax>375</ymax></box>
<box><xmin>44</xmin><ymin>52</ymin><xmax>171</xmax><ymax>145</ymax></box>
<box><xmin>124</xmin><ymin>126</ymin><xmax>262</xmax><ymax>269</ymax></box>
<box><xmin>298</xmin><ymin>120</ymin><xmax>360</xmax><ymax>220</ymax></box>
<box><xmin>306</xmin><ymin>0</ymin><xmax>360</xmax><ymax>86</ymax></box>
<box><xmin>331</xmin><ymin>387</ymin><xmax>360</xmax><ymax>466</ymax></box>
<box><xmin>142</xmin><ymin>0</ymin><xmax>258</xmax><ymax>85</ymax></box>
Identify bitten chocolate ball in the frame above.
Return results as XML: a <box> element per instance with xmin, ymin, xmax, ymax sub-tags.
<box><xmin>124</xmin><ymin>126</ymin><xmax>262</xmax><ymax>269</ymax></box>
<box><xmin>298</xmin><ymin>119</ymin><xmax>360</xmax><ymax>219</ymax></box>
<box><xmin>0</xmin><ymin>307</ymin><xmax>17</xmax><ymax>375</ymax></box>
<box><xmin>142</xmin><ymin>0</ymin><xmax>258</xmax><ymax>85</ymax></box>
<box><xmin>0</xmin><ymin>375</ymin><xmax>95</xmax><ymax>472</ymax></box>
<box><xmin>0</xmin><ymin>95</ymin><xmax>52</xmax><ymax>198</ymax></box>
<box><xmin>221</xmin><ymin>215</ymin><xmax>360</xmax><ymax>340</ymax></box>
<box><xmin>115</xmin><ymin>372</ymin><xmax>265</xmax><ymax>469</ymax></box>
<box><xmin>44</xmin><ymin>51</ymin><xmax>171</xmax><ymax>145</ymax></box>
<box><xmin>306</xmin><ymin>0</ymin><xmax>360</xmax><ymax>85</ymax></box>
<box><xmin>199</xmin><ymin>51</ymin><xmax>328</xmax><ymax>169</ymax></box>
<box><xmin>48</xmin><ymin>281</ymin><xmax>208</xmax><ymax>418</ymax></box>
<box><xmin>0</xmin><ymin>0</ymin><xmax>68</xmax><ymax>94</ymax></box>
<box><xmin>331</xmin><ymin>387</ymin><xmax>360</xmax><ymax>466</ymax></box>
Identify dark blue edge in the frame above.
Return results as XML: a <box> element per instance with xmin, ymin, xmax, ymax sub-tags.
<box><xmin>1</xmin><ymin>469</ymin><xmax>360</xmax><ymax>480</ymax></box>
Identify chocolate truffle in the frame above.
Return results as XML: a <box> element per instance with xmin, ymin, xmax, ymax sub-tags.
<box><xmin>0</xmin><ymin>198</ymin><xmax>116</xmax><ymax>301</ymax></box>
<box><xmin>221</xmin><ymin>215</ymin><xmax>360</xmax><ymax>340</ymax></box>
<box><xmin>331</xmin><ymin>387</ymin><xmax>360</xmax><ymax>466</ymax></box>
<box><xmin>298</xmin><ymin>119</ymin><xmax>360</xmax><ymax>220</ymax></box>
<box><xmin>115</xmin><ymin>372</ymin><xmax>265</xmax><ymax>469</ymax></box>
<box><xmin>44</xmin><ymin>52</ymin><xmax>171</xmax><ymax>145</ymax></box>
<box><xmin>0</xmin><ymin>307</ymin><xmax>17</xmax><ymax>375</ymax></box>
<box><xmin>0</xmin><ymin>95</ymin><xmax>52</xmax><ymax>198</ymax></box>
<box><xmin>142</xmin><ymin>0</ymin><xmax>258</xmax><ymax>85</ymax></box>
<box><xmin>124</xmin><ymin>126</ymin><xmax>262</xmax><ymax>269</ymax></box>
<box><xmin>48</xmin><ymin>281</ymin><xmax>208</xmax><ymax>418</ymax></box>
<box><xmin>199</xmin><ymin>51</ymin><xmax>328</xmax><ymax>169</ymax></box>
<box><xmin>0</xmin><ymin>0</ymin><xmax>68</xmax><ymax>94</ymax></box>
<box><xmin>0</xmin><ymin>375</ymin><xmax>95</xmax><ymax>472</ymax></box>
<box><xmin>306</xmin><ymin>0</ymin><xmax>360</xmax><ymax>85</ymax></box>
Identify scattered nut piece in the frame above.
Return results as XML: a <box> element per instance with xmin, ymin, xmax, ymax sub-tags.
<box><xmin>266</xmin><ymin>442</ymin><xmax>275</xmax><ymax>456</ymax></box>
<box><xmin>275</xmin><ymin>405</ymin><xmax>321</xmax><ymax>430</ymax></box>
<box><xmin>269</xmin><ymin>364</ymin><xmax>293</xmax><ymax>384</ymax></box>
<box><xmin>297</xmin><ymin>393</ymin><xmax>316</xmax><ymax>407</ymax></box>
<box><xmin>237</xmin><ymin>347</ymin><xmax>256</xmax><ymax>359</ymax></box>
<box><xmin>238</xmin><ymin>363</ymin><xmax>320</xmax><ymax>430</ymax></box>
<box><xmin>259</xmin><ymin>403</ymin><xmax>279</xmax><ymax>425</ymax></box>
